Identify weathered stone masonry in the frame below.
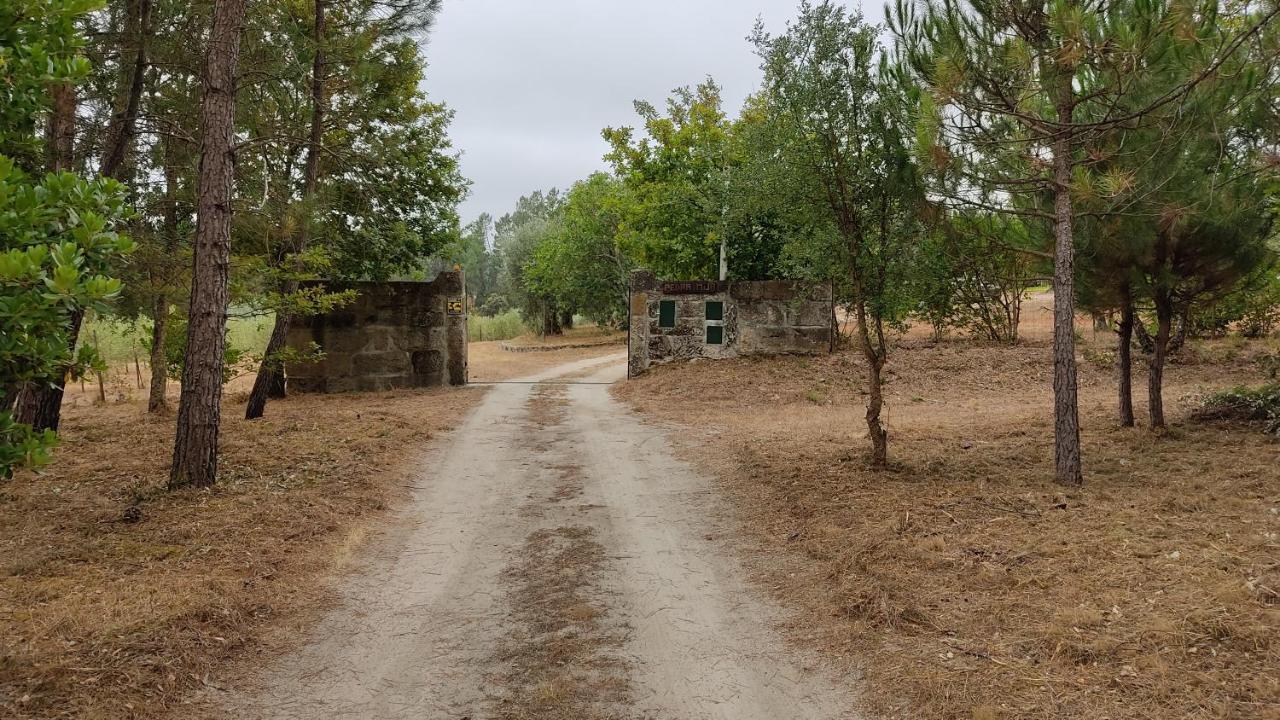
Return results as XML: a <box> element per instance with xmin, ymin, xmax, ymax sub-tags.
<box><xmin>628</xmin><ymin>269</ymin><xmax>833</xmax><ymax>377</ymax></box>
<box><xmin>286</xmin><ymin>272</ymin><xmax>467</xmax><ymax>392</ymax></box>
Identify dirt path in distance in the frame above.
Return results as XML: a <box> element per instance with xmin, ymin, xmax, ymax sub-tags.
<box><xmin>216</xmin><ymin>353</ymin><xmax>855</xmax><ymax>720</ymax></box>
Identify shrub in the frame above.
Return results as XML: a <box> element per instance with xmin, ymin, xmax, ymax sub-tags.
<box><xmin>1195</xmin><ymin>384</ymin><xmax>1280</xmax><ymax>436</ymax></box>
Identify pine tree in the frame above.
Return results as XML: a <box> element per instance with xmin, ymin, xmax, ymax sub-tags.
<box><xmin>891</xmin><ymin>0</ymin><xmax>1278</xmax><ymax>484</ymax></box>
<box><xmin>169</xmin><ymin>0</ymin><xmax>248</xmax><ymax>489</ymax></box>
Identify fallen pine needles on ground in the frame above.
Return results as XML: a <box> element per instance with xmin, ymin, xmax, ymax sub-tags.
<box><xmin>0</xmin><ymin>383</ymin><xmax>483</xmax><ymax>720</ymax></box>
<box><xmin>615</xmin><ymin>332</ymin><xmax>1280</xmax><ymax>720</ymax></box>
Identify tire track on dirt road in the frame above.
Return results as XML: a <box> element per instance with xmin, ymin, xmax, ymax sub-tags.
<box><xmin>218</xmin><ymin>353</ymin><xmax>855</xmax><ymax>719</ymax></box>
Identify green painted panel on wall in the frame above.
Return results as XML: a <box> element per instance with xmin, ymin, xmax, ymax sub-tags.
<box><xmin>658</xmin><ymin>300</ymin><xmax>676</xmax><ymax>328</ymax></box>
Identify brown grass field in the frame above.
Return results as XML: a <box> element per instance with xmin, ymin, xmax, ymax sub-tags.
<box><xmin>0</xmin><ymin>337</ymin><xmax>624</xmax><ymax>720</ymax></box>
<box><xmin>615</xmin><ymin>294</ymin><xmax>1280</xmax><ymax>720</ymax></box>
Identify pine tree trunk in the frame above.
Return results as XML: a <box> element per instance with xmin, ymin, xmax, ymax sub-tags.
<box><xmin>245</xmin><ymin>0</ymin><xmax>325</xmax><ymax>419</ymax></box>
<box><xmin>1116</xmin><ymin>294</ymin><xmax>1135</xmax><ymax>427</ymax></box>
<box><xmin>170</xmin><ymin>0</ymin><xmax>247</xmax><ymax>489</ymax></box>
<box><xmin>1148</xmin><ymin>295</ymin><xmax>1172</xmax><ymax>430</ymax></box>
<box><xmin>47</xmin><ymin>83</ymin><xmax>75</xmax><ymax>172</ymax></box>
<box><xmin>100</xmin><ymin>0</ymin><xmax>152</xmax><ymax>181</ymax></box>
<box><xmin>15</xmin><ymin>82</ymin><xmax>80</xmax><ymax>430</ymax></box>
<box><xmin>1049</xmin><ymin>76</ymin><xmax>1083</xmax><ymax>486</ymax></box>
<box><xmin>15</xmin><ymin>309</ymin><xmax>82</xmax><ymax>432</ymax></box>
<box><xmin>245</xmin><ymin>312</ymin><xmax>291</xmax><ymax>419</ymax></box>
<box><xmin>541</xmin><ymin>306</ymin><xmax>562</xmax><ymax>336</ymax></box>
<box><xmin>148</xmin><ymin>293</ymin><xmax>169</xmax><ymax>412</ymax></box>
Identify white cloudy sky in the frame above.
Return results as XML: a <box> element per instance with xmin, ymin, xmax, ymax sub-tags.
<box><xmin>421</xmin><ymin>0</ymin><xmax>875</xmax><ymax>224</ymax></box>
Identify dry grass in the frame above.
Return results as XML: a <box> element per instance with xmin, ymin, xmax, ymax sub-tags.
<box><xmin>0</xmin><ymin>372</ymin><xmax>484</xmax><ymax>719</ymax></box>
<box><xmin>615</xmin><ymin>305</ymin><xmax>1280</xmax><ymax>720</ymax></box>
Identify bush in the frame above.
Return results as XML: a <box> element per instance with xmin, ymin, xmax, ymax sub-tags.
<box><xmin>1195</xmin><ymin>384</ymin><xmax>1280</xmax><ymax>436</ymax></box>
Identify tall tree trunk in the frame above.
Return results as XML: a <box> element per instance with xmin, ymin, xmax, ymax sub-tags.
<box><xmin>170</xmin><ymin>0</ymin><xmax>247</xmax><ymax>489</ymax></box>
<box><xmin>1148</xmin><ymin>293</ymin><xmax>1172</xmax><ymax>430</ymax></box>
<box><xmin>100</xmin><ymin>0</ymin><xmax>152</xmax><ymax>180</ymax></box>
<box><xmin>540</xmin><ymin>304</ymin><xmax>562</xmax><ymax>336</ymax></box>
<box><xmin>47</xmin><ymin>83</ymin><xmax>76</xmax><ymax>173</ymax></box>
<box><xmin>148</xmin><ymin>151</ymin><xmax>181</xmax><ymax>413</ymax></box>
<box><xmin>148</xmin><ymin>293</ymin><xmax>169</xmax><ymax>411</ymax></box>
<box><xmin>246</xmin><ymin>0</ymin><xmax>325</xmax><ymax>420</ymax></box>
<box><xmin>14</xmin><ymin>309</ymin><xmax>81</xmax><ymax>432</ymax></box>
<box><xmin>1116</xmin><ymin>290</ymin><xmax>1135</xmax><ymax>428</ymax></box>
<box><xmin>1050</xmin><ymin>80</ymin><xmax>1083</xmax><ymax>486</ymax></box>
<box><xmin>854</xmin><ymin>299</ymin><xmax>888</xmax><ymax>467</ymax></box>
<box><xmin>21</xmin><ymin>0</ymin><xmax>153</xmax><ymax>430</ymax></box>
<box><xmin>244</xmin><ymin>313</ymin><xmax>290</xmax><ymax>419</ymax></box>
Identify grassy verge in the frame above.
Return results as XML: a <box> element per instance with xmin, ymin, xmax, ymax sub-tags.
<box><xmin>614</xmin><ymin>332</ymin><xmax>1279</xmax><ymax>719</ymax></box>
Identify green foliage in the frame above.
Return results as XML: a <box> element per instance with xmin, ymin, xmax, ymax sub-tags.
<box><xmin>0</xmin><ymin>0</ymin><xmax>97</xmax><ymax>168</ymax></box>
<box><xmin>603</xmin><ymin>80</ymin><xmax>733</xmax><ymax>280</ymax></box>
<box><xmin>1188</xmin><ymin>271</ymin><xmax>1280</xmax><ymax>338</ymax></box>
<box><xmin>0</xmin><ymin>161</ymin><xmax>133</xmax><ymax>477</ymax></box>
<box><xmin>1</xmin><ymin>0</ymin><xmax>134</xmax><ymax>477</ymax></box>
<box><xmin>1197</xmin><ymin>384</ymin><xmax>1280</xmax><ymax>436</ymax></box>
<box><xmin>434</xmin><ymin>214</ymin><xmax>500</xmax><ymax>309</ymax></box>
<box><xmin>85</xmin><ymin>312</ymin><xmax>271</xmax><ymax>365</ymax></box>
<box><xmin>751</xmin><ymin>1</ymin><xmax>923</xmax><ymax>327</ymax></box>
<box><xmin>525</xmin><ymin>174</ymin><xmax>635</xmax><ymax>326</ymax></box>
<box><xmin>916</xmin><ymin>211</ymin><xmax>1045</xmax><ymax>342</ymax></box>
<box><xmin>493</xmin><ymin>190</ymin><xmax>567</xmax><ymax>334</ymax></box>
<box><xmin>0</xmin><ymin>411</ymin><xmax>56</xmax><ymax>479</ymax></box>
<box><xmin>467</xmin><ymin>310</ymin><xmax>524</xmax><ymax>342</ymax></box>
<box><xmin>154</xmin><ymin>316</ymin><xmax>247</xmax><ymax>384</ymax></box>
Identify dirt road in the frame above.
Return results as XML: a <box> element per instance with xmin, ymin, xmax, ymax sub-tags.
<box><xmin>222</xmin><ymin>354</ymin><xmax>855</xmax><ymax>719</ymax></box>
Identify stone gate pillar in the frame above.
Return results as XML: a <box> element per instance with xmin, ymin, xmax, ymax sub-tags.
<box><xmin>445</xmin><ymin>270</ymin><xmax>467</xmax><ymax>386</ymax></box>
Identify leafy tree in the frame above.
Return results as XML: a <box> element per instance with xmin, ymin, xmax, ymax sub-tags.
<box><xmin>502</xmin><ymin>215</ymin><xmax>567</xmax><ymax>336</ymax></box>
<box><xmin>243</xmin><ymin>0</ymin><xmax>461</xmax><ymax>419</ymax></box>
<box><xmin>930</xmin><ymin>211</ymin><xmax>1045</xmax><ymax>343</ymax></box>
<box><xmin>525</xmin><ymin>173</ymin><xmax>635</xmax><ymax>326</ymax></box>
<box><xmin>1</xmin><ymin>0</ymin><xmax>134</xmax><ymax>477</ymax></box>
<box><xmin>721</xmin><ymin>93</ymin><xmax>812</xmax><ymax>281</ymax></box>
<box><xmin>1070</xmin><ymin>5</ymin><xmax>1279</xmax><ymax>430</ymax></box>
<box><xmin>435</xmin><ymin>213</ymin><xmax>501</xmax><ymax>310</ymax></box>
<box><xmin>603</xmin><ymin>80</ymin><xmax>735</xmax><ymax>280</ymax></box>
<box><xmin>491</xmin><ymin>188</ymin><xmax>611</xmax><ymax>334</ymax></box>
<box><xmin>752</xmin><ymin>1</ymin><xmax>924</xmax><ymax>467</ymax></box>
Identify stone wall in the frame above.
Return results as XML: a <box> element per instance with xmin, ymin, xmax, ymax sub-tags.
<box><xmin>627</xmin><ymin>270</ymin><xmax>832</xmax><ymax>377</ymax></box>
<box><xmin>286</xmin><ymin>272</ymin><xmax>467</xmax><ymax>392</ymax></box>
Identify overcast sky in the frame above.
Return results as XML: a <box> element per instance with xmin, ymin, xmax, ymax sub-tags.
<box><xmin>421</xmin><ymin>0</ymin><xmax>873</xmax><ymax>225</ymax></box>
